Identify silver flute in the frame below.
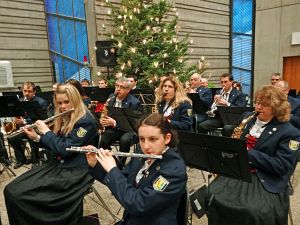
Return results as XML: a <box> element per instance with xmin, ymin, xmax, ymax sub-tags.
<box><xmin>66</xmin><ymin>146</ymin><xmax>163</xmax><ymax>159</ymax></box>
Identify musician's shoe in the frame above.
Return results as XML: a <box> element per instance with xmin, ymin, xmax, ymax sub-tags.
<box><xmin>25</xmin><ymin>158</ymin><xmax>34</xmax><ymax>165</ymax></box>
<box><xmin>0</xmin><ymin>157</ymin><xmax>12</xmax><ymax>166</ymax></box>
<box><xmin>13</xmin><ymin>162</ymin><xmax>24</xmax><ymax>169</ymax></box>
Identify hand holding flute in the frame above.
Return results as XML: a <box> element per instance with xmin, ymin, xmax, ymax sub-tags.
<box><xmin>84</xmin><ymin>145</ymin><xmax>120</xmax><ymax>172</ymax></box>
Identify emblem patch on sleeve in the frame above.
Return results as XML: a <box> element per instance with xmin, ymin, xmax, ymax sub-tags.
<box><xmin>289</xmin><ymin>140</ymin><xmax>299</xmax><ymax>151</ymax></box>
<box><xmin>153</xmin><ymin>175</ymin><xmax>169</xmax><ymax>192</ymax></box>
<box><xmin>77</xmin><ymin>127</ymin><xmax>87</xmax><ymax>138</ymax></box>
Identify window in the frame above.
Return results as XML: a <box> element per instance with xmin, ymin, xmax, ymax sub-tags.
<box><xmin>231</xmin><ymin>0</ymin><xmax>255</xmax><ymax>97</ymax></box>
<box><xmin>45</xmin><ymin>0</ymin><xmax>90</xmax><ymax>83</ymax></box>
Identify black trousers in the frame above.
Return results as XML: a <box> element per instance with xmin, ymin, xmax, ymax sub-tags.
<box><xmin>0</xmin><ymin>131</ymin><xmax>9</xmax><ymax>160</ymax></box>
<box><xmin>99</xmin><ymin>128</ymin><xmax>137</xmax><ymax>165</ymax></box>
<box><xmin>7</xmin><ymin>133</ymin><xmax>40</xmax><ymax>163</ymax></box>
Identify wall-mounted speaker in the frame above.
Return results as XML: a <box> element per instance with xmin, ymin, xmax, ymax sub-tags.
<box><xmin>96</xmin><ymin>41</ymin><xmax>117</xmax><ymax>67</ymax></box>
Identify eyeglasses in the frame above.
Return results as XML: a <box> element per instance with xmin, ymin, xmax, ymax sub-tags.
<box><xmin>115</xmin><ymin>84</ymin><xmax>128</xmax><ymax>89</ymax></box>
<box><xmin>272</xmin><ymin>79</ymin><xmax>279</xmax><ymax>81</ymax></box>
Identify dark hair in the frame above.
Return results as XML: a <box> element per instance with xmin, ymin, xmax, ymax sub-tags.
<box><xmin>66</xmin><ymin>79</ymin><xmax>87</xmax><ymax>97</ymax></box>
<box><xmin>220</xmin><ymin>73</ymin><xmax>233</xmax><ymax>81</ymax></box>
<box><xmin>137</xmin><ymin>113</ymin><xmax>179</xmax><ymax>148</ymax></box>
<box><xmin>127</xmin><ymin>75</ymin><xmax>137</xmax><ymax>82</ymax></box>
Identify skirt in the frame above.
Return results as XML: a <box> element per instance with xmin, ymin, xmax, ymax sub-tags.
<box><xmin>4</xmin><ymin>161</ymin><xmax>94</xmax><ymax>225</ymax></box>
<box><xmin>206</xmin><ymin>174</ymin><xmax>289</xmax><ymax>225</ymax></box>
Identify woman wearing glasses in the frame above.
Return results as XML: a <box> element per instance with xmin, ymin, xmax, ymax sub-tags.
<box><xmin>206</xmin><ymin>85</ymin><xmax>300</xmax><ymax>225</ymax></box>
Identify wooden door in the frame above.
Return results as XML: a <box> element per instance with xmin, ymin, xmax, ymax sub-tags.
<box><xmin>283</xmin><ymin>56</ymin><xmax>300</xmax><ymax>94</ymax></box>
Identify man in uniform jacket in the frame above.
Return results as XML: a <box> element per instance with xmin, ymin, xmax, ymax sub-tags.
<box><xmin>99</xmin><ymin>77</ymin><xmax>142</xmax><ymax>166</ymax></box>
<box><xmin>8</xmin><ymin>81</ymin><xmax>48</xmax><ymax>168</ymax></box>
<box><xmin>198</xmin><ymin>73</ymin><xmax>246</xmax><ymax>134</ymax></box>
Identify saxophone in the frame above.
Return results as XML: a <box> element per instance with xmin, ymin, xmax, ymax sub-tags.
<box><xmin>231</xmin><ymin>111</ymin><xmax>259</xmax><ymax>139</ymax></box>
<box><xmin>99</xmin><ymin>95</ymin><xmax>115</xmax><ymax>132</ymax></box>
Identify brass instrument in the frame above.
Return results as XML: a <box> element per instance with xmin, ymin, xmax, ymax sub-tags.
<box><xmin>231</xmin><ymin>111</ymin><xmax>259</xmax><ymax>139</ymax></box>
<box><xmin>66</xmin><ymin>146</ymin><xmax>162</xmax><ymax>159</ymax></box>
<box><xmin>99</xmin><ymin>95</ymin><xmax>115</xmax><ymax>132</ymax></box>
<box><xmin>7</xmin><ymin>108</ymin><xmax>74</xmax><ymax>139</ymax></box>
<box><xmin>3</xmin><ymin>120</ymin><xmax>17</xmax><ymax>134</ymax></box>
<box><xmin>206</xmin><ymin>87</ymin><xmax>225</xmax><ymax>118</ymax></box>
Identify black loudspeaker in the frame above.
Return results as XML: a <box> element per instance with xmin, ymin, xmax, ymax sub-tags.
<box><xmin>96</xmin><ymin>40</ymin><xmax>117</xmax><ymax>67</ymax></box>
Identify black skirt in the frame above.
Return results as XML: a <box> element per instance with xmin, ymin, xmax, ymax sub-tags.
<box><xmin>4</xmin><ymin>161</ymin><xmax>94</xmax><ymax>225</ymax></box>
<box><xmin>207</xmin><ymin>174</ymin><xmax>289</xmax><ymax>225</ymax></box>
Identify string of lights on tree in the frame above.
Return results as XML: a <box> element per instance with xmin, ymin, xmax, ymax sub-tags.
<box><xmin>100</xmin><ymin>0</ymin><xmax>209</xmax><ymax>87</ymax></box>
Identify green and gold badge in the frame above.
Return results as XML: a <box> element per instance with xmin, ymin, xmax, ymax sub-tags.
<box><xmin>153</xmin><ymin>175</ymin><xmax>169</xmax><ymax>192</ymax></box>
<box><xmin>289</xmin><ymin>140</ymin><xmax>299</xmax><ymax>151</ymax></box>
<box><xmin>77</xmin><ymin>127</ymin><xmax>87</xmax><ymax>138</ymax></box>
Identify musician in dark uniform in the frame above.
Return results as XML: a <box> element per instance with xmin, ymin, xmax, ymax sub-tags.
<box><xmin>4</xmin><ymin>84</ymin><xmax>98</xmax><ymax>225</ymax></box>
<box><xmin>206</xmin><ymin>86</ymin><xmax>300</xmax><ymax>225</ymax></box>
<box><xmin>275</xmin><ymin>80</ymin><xmax>300</xmax><ymax>130</ymax></box>
<box><xmin>87</xmin><ymin>113</ymin><xmax>187</xmax><ymax>225</ymax></box>
<box><xmin>98</xmin><ymin>77</ymin><xmax>142</xmax><ymax>166</ymax></box>
<box><xmin>7</xmin><ymin>81</ymin><xmax>48</xmax><ymax>168</ymax></box>
<box><xmin>198</xmin><ymin>73</ymin><xmax>246</xmax><ymax>134</ymax></box>
<box><xmin>156</xmin><ymin>75</ymin><xmax>193</xmax><ymax>131</ymax></box>
<box><xmin>187</xmin><ymin>73</ymin><xmax>212</xmax><ymax>124</ymax></box>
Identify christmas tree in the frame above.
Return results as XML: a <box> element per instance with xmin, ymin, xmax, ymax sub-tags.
<box><xmin>105</xmin><ymin>0</ymin><xmax>208</xmax><ymax>87</ymax></box>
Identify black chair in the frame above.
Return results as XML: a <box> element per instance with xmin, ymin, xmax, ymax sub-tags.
<box><xmin>177</xmin><ymin>188</ymin><xmax>192</xmax><ymax>225</ymax></box>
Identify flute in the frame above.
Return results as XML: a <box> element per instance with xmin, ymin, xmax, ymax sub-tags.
<box><xmin>7</xmin><ymin>108</ymin><xmax>75</xmax><ymax>138</ymax></box>
<box><xmin>66</xmin><ymin>146</ymin><xmax>162</xmax><ymax>159</ymax></box>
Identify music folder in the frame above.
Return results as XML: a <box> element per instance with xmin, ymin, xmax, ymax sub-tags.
<box><xmin>84</xmin><ymin>87</ymin><xmax>115</xmax><ymax>103</ymax></box>
<box><xmin>0</xmin><ymin>95</ymin><xmax>24</xmax><ymax>117</ymax></box>
<box><xmin>187</xmin><ymin>93</ymin><xmax>208</xmax><ymax>115</ymax></box>
<box><xmin>178</xmin><ymin>131</ymin><xmax>251</xmax><ymax>182</ymax></box>
<box><xmin>107</xmin><ymin>106</ymin><xmax>143</xmax><ymax>132</ymax></box>
<box><xmin>19</xmin><ymin>101</ymin><xmax>48</xmax><ymax>121</ymax></box>
<box><xmin>218</xmin><ymin>106</ymin><xmax>254</xmax><ymax>126</ymax></box>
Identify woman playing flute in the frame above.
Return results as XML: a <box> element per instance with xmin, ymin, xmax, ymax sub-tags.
<box><xmin>86</xmin><ymin>113</ymin><xmax>187</xmax><ymax>225</ymax></box>
<box><xmin>4</xmin><ymin>84</ymin><xmax>99</xmax><ymax>225</ymax></box>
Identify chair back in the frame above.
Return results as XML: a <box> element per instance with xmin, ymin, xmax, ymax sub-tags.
<box><xmin>177</xmin><ymin>189</ymin><xmax>190</xmax><ymax>225</ymax></box>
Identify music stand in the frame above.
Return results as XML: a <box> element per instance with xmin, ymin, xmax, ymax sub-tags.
<box><xmin>177</xmin><ymin>131</ymin><xmax>251</xmax><ymax>182</ymax></box>
<box><xmin>187</xmin><ymin>93</ymin><xmax>208</xmax><ymax>115</ymax></box>
<box><xmin>2</xmin><ymin>91</ymin><xmax>23</xmax><ymax>98</ymax></box>
<box><xmin>0</xmin><ymin>96</ymin><xmax>24</xmax><ymax>117</ymax></box>
<box><xmin>130</xmin><ymin>88</ymin><xmax>155</xmax><ymax>104</ymax></box>
<box><xmin>218</xmin><ymin>106</ymin><xmax>254</xmax><ymax>126</ymax></box>
<box><xmin>107</xmin><ymin>107</ymin><xmax>143</xmax><ymax>132</ymax></box>
<box><xmin>36</xmin><ymin>91</ymin><xmax>54</xmax><ymax>107</ymax></box>
<box><xmin>84</xmin><ymin>87</ymin><xmax>114</xmax><ymax>103</ymax></box>
<box><xmin>19</xmin><ymin>101</ymin><xmax>48</xmax><ymax>121</ymax></box>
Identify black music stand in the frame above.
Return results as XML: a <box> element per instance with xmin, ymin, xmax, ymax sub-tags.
<box><xmin>177</xmin><ymin>131</ymin><xmax>251</xmax><ymax>182</ymax></box>
<box><xmin>84</xmin><ymin>87</ymin><xmax>114</xmax><ymax>103</ymax></box>
<box><xmin>130</xmin><ymin>88</ymin><xmax>155</xmax><ymax>113</ymax></box>
<box><xmin>130</xmin><ymin>88</ymin><xmax>155</xmax><ymax>104</ymax></box>
<box><xmin>36</xmin><ymin>91</ymin><xmax>54</xmax><ymax>107</ymax></box>
<box><xmin>218</xmin><ymin>106</ymin><xmax>254</xmax><ymax>126</ymax></box>
<box><xmin>107</xmin><ymin>107</ymin><xmax>143</xmax><ymax>132</ymax></box>
<box><xmin>187</xmin><ymin>93</ymin><xmax>208</xmax><ymax>115</ymax></box>
<box><xmin>19</xmin><ymin>101</ymin><xmax>48</xmax><ymax>121</ymax></box>
<box><xmin>2</xmin><ymin>91</ymin><xmax>23</xmax><ymax>98</ymax></box>
<box><xmin>0</xmin><ymin>95</ymin><xmax>24</xmax><ymax>117</ymax></box>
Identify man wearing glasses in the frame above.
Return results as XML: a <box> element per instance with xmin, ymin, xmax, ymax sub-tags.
<box><xmin>271</xmin><ymin>72</ymin><xmax>282</xmax><ymax>85</ymax></box>
<box><xmin>98</xmin><ymin>77</ymin><xmax>142</xmax><ymax>167</ymax></box>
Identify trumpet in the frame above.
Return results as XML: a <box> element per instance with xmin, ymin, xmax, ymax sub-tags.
<box><xmin>7</xmin><ymin>108</ymin><xmax>74</xmax><ymax>139</ymax></box>
<box><xmin>66</xmin><ymin>146</ymin><xmax>163</xmax><ymax>159</ymax></box>
<box><xmin>206</xmin><ymin>87</ymin><xmax>225</xmax><ymax>118</ymax></box>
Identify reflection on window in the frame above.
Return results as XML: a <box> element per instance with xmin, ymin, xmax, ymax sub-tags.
<box><xmin>45</xmin><ymin>0</ymin><xmax>90</xmax><ymax>83</ymax></box>
<box><xmin>231</xmin><ymin>0</ymin><xmax>254</xmax><ymax>97</ymax></box>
